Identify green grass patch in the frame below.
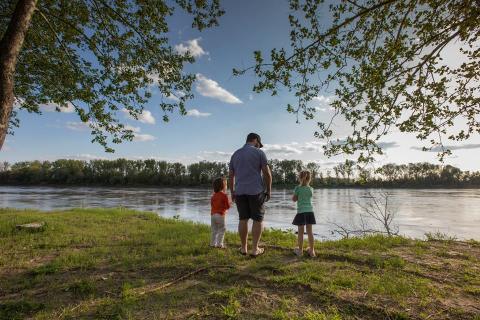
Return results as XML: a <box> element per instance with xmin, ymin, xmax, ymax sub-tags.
<box><xmin>367</xmin><ymin>272</ymin><xmax>431</xmax><ymax>298</ymax></box>
<box><xmin>0</xmin><ymin>208</ymin><xmax>478</xmax><ymax>319</ymax></box>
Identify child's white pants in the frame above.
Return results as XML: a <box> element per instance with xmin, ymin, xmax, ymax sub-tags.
<box><xmin>210</xmin><ymin>213</ymin><xmax>226</xmax><ymax>247</ymax></box>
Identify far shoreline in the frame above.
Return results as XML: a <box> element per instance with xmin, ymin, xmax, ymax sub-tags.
<box><xmin>1</xmin><ymin>183</ymin><xmax>479</xmax><ymax>189</ymax></box>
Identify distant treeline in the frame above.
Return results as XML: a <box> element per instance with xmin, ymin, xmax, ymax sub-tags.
<box><xmin>0</xmin><ymin>159</ymin><xmax>479</xmax><ymax>188</ymax></box>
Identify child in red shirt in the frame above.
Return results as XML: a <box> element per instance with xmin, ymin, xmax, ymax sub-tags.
<box><xmin>210</xmin><ymin>177</ymin><xmax>230</xmax><ymax>248</ymax></box>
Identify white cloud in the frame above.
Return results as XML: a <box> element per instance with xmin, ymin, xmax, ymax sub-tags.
<box><xmin>262</xmin><ymin>141</ymin><xmax>327</xmax><ymax>155</ymax></box>
<box><xmin>124</xmin><ymin>124</ymin><xmax>141</xmax><ymax>133</ymax></box>
<box><xmin>121</xmin><ymin>108</ymin><xmax>156</xmax><ymax>125</ymax></box>
<box><xmin>195</xmin><ymin>141</ymin><xmax>329</xmax><ymax>160</ymax></box>
<box><xmin>66</xmin><ymin>121</ymin><xmax>90</xmax><ymax>131</ymax></box>
<box><xmin>193</xmin><ymin>141</ymin><xmax>329</xmax><ymax>159</ymax></box>
<box><xmin>202</xmin><ymin>151</ymin><xmax>232</xmax><ymax>157</ymax></box>
<box><xmin>300</xmin><ymin>141</ymin><xmax>325</xmax><ymax>152</ymax></box>
<box><xmin>137</xmin><ymin>110</ymin><xmax>155</xmax><ymax>125</ymax></box>
<box><xmin>248</xmin><ymin>94</ymin><xmax>253</xmax><ymax>101</ymax></box>
<box><xmin>411</xmin><ymin>143</ymin><xmax>480</xmax><ymax>152</ymax></box>
<box><xmin>263</xmin><ymin>144</ymin><xmax>303</xmax><ymax>155</ymax></box>
<box><xmin>196</xmin><ymin>150</ymin><xmax>232</xmax><ymax>161</ymax></box>
<box><xmin>65</xmin><ymin>154</ymin><xmax>107</xmax><ymax>161</ymax></box>
<box><xmin>165</xmin><ymin>90</ymin><xmax>186</xmax><ymax>102</ymax></box>
<box><xmin>165</xmin><ymin>93</ymin><xmax>180</xmax><ymax>102</ymax></box>
<box><xmin>195</xmin><ymin>74</ymin><xmax>242</xmax><ymax>104</ymax></box>
<box><xmin>133</xmin><ymin>133</ymin><xmax>156</xmax><ymax>142</ymax></box>
<box><xmin>41</xmin><ymin>102</ymin><xmax>75</xmax><ymax>113</ymax></box>
<box><xmin>312</xmin><ymin>95</ymin><xmax>332</xmax><ymax>104</ymax></box>
<box><xmin>312</xmin><ymin>95</ymin><xmax>335</xmax><ymax>112</ymax></box>
<box><xmin>377</xmin><ymin>141</ymin><xmax>400</xmax><ymax>150</ymax></box>
<box><xmin>174</xmin><ymin>38</ymin><xmax>207</xmax><ymax>58</ymax></box>
<box><xmin>123</xmin><ymin>123</ymin><xmax>155</xmax><ymax>142</ymax></box>
<box><xmin>66</xmin><ymin>120</ymin><xmax>155</xmax><ymax>143</ymax></box>
<box><xmin>14</xmin><ymin>98</ymin><xmax>75</xmax><ymax>113</ymax></box>
<box><xmin>186</xmin><ymin>109</ymin><xmax>211</xmax><ymax>117</ymax></box>
<box><xmin>13</xmin><ymin>97</ymin><xmax>75</xmax><ymax>113</ymax></box>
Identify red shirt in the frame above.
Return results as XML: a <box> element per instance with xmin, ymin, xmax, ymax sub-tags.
<box><xmin>211</xmin><ymin>191</ymin><xmax>230</xmax><ymax>215</ymax></box>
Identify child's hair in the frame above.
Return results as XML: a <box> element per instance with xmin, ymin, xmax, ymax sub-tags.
<box><xmin>213</xmin><ymin>177</ymin><xmax>226</xmax><ymax>193</ymax></box>
<box><xmin>299</xmin><ymin>170</ymin><xmax>312</xmax><ymax>186</ymax></box>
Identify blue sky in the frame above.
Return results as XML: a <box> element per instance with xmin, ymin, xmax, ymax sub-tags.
<box><xmin>3</xmin><ymin>0</ymin><xmax>480</xmax><ymax>171</ymax></box>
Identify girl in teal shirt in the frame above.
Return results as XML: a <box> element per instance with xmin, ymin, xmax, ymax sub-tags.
<box><xmin>292</xmin><ymin>170</ymin><xmax>316</xmax><ymax>257</ymax></box>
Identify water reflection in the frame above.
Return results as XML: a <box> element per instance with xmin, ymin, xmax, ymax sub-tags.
<box><xmin>0</xmin><ymin>186</ymin><xmax>479</xmax><ymax>240</ymax></box>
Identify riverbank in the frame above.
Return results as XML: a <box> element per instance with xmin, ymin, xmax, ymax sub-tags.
<box><xmin>1</xmin><ymin>209</ymin><xmax>479</xmax><ymax>319</ymax></box>
<box><xmin>1</xmin><ymin>182</ymin><xmax>479</xmax><ymax>189</ymax></box>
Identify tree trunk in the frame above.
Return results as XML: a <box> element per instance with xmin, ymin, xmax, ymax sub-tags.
<box><xmin>0</xmin><ymin>0</ymin><xmax>38</xmax><ymax>150</ymax></box>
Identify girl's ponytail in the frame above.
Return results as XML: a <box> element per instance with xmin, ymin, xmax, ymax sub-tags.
<box><xmin>299</xmin><ymin>170</ymin><xmax>311</xmax><ymax>186</ymax></box>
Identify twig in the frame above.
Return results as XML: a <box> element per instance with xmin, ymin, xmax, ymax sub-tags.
<box><xmin>425</xmin><ymin>308</ymin><xmax>447</xmax><ymax>319</ymax></box>
<box><xmin>136</xmin><ymin>265</ymin><xmax>235</xmax><ymax>296</ymax></box>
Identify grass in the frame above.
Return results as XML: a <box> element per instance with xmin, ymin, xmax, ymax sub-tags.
<box><xmin>0</xmin><ymin>208</ymin><xmax>479</xmax><ymax>319</ymax></box>
<box><xmin>425</xmin><ymin>231</ymin><xmax>458</xmax><ymax>242</ymax></box>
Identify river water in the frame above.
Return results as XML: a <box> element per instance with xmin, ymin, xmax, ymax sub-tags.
<box><xmin>0</xmin><ymin>186</ymin><xmax>479</xmax><ymax>240</ymax></box>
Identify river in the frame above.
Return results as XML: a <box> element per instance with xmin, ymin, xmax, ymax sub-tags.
<box><xmin>0</xmin><ymin>186</ymin><xmax>479</xmax><ymax>240</ymax></box>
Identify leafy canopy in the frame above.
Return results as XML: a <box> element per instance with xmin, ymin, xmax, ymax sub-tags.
<box><xmin>236</xmin><ymin>0</ymin><xmax>479</xmax><ymax>162</ymax></box>
<box><xmin>1</xmin><ymin>0</ymin><xmax>223</xmax><ymax>152</ymax></box>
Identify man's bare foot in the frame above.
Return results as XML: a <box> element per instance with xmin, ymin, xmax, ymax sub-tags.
<box><xmin>250</xmin><ymin>247</ymin><xmax>265</xmax><ymax>257</ymax></box>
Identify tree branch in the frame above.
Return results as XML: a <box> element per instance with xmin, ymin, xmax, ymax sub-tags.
<box><xmin>36</xmin><ymin>8</ymin><xmax>77</xmax><ymax>69</ymax></box>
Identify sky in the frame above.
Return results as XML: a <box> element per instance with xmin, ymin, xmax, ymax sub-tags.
<box><xmin>2</xmin><ymin>0</ymin><xmax>480</xmax><ymax>171</ymax></box>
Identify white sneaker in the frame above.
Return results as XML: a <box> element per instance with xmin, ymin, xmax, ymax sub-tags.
<box><xmin>294</xmin><ymin>247</ymin><xmax>303</xmax><ymax>256</ymax></box>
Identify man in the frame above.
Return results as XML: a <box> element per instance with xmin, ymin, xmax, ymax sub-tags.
<box><xmin>229</xmin><ymin>133</ymin><xmax>272</xmax><ymax>257</ymax></box>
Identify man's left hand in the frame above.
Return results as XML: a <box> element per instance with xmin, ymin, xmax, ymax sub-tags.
<box><xmin>264</xmin><ymin>192</ymin><xmax>271</xmax><ymax>202</ymax></box>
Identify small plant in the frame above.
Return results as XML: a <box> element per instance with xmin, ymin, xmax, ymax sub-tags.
<box><xmin>425</xmin><ymin>231</ymin><xmax>457</xmax><ymax>242</ymax></box>
<box><xmin>356</xmin><ymin>191</ymin><xmax>399</xmax><ymax>237</ymax></box>
<box><xmin>330</xmin><ymin>191</ymin><xmax>399</xmax><ymax>238</ymax></box>
<box><xmin>67</xmin><ymin>279</ymin><xmax>96</xmax><ymax>298</ymax></box>
<box><xmin>121</xmin><ymin>283</ymin><xmax>136</xmax><ymax>304</ymax></box>
<box><xmin>29</xmin><ymin>263</ymin><xmax>59</xmax><ymax>277</ymax></box>
<box><xmin>222</xmin><ymin>299</ymin><xmax>240</xmax><ymax>318</ymax></box>
<box><xmin>366</xmin><ymin>254</ymin><xmax>385</xmax><ymax>269</ymax></box>
<box><xmin>385</xmin><ymin>256</ymin><xmax>406</xmax><ymax>269</ymax></box>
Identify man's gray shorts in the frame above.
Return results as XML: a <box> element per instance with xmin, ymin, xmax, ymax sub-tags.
<box><xmin>235</xmin><ymin>193</ymin><xmax>266</xmax><ymax>222</ymax></box>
